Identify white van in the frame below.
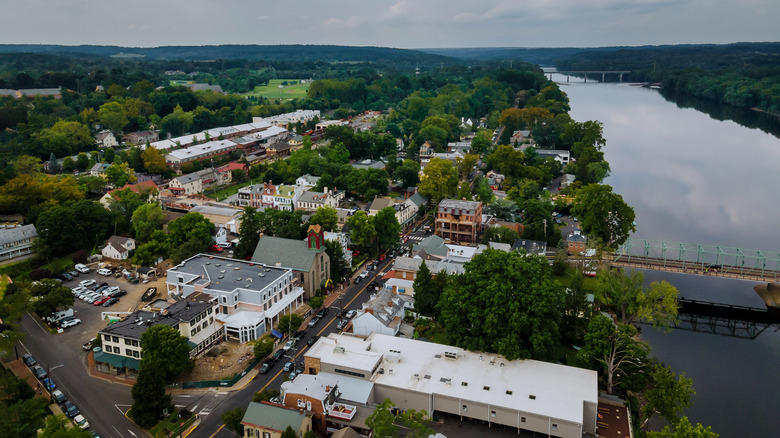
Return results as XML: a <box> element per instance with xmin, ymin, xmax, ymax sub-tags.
<box><xmin>47</xmin><ymin>308</ymin><xmax>74</xmax><ymax>324</ymax></box>
<box><xmin>97</xmin><ymin>268</ymin><xmax>112</xmax><ymax>276</ymax></box>
<box><xmin>74</xmin><ymin>264</ymin><xmax>90</xmax><ymax>274</ymax></box>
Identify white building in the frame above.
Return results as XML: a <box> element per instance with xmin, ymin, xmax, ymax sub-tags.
<box><xmin>535</xmin><ymin>149</ymin><xmax>571</xmax><ymax>165</ymax></box>
<box><xmin>0</xmin><ymin>224</ymin><xmax>37</xmax><ymax>262</ymax></box>
<box><xmin>351</xmin><ymin>290</ymin><xmax>407</xmax><ymax>337</ymax></box>
<box><xmin>165</xmin><ymin>254</ymin><xmax>305</xmax><ymax>343</ymax></box>
<box><xmin>305</xmin><ymin>333</ymin><xmax>598</xmax><ymax>438</ymax></box>
<box><xmin>296</xmin><ymin>188</ymin><xmax>344</xmax><ymax>211</ymax></box>
<box><xmin>95</xmin><ymin>130</ymin><xmax>118</xmax><ymax>148</ymax></box>
<box><xmin>296</xmin><ymin>174</ymin><xmax>321</xmax><ymax>190</ymax></box>
<box><xmin>101</xmin><ymin>236</ymin><xmax>136</xmax><ymax>260</ymax></box>
<box><xmin>258</xmin><ymin>110</ymin><xmax>321</xmax><ymax>127</ymax></box>
<box><xmin>323</xmin><ymin>231</ymin><xmax>352</xmax><ymax>266</ymax></box>
<box><xmin>164</xmin><ymin>139</ymin><xmax>238</xmax><ymax>168</ymax></box>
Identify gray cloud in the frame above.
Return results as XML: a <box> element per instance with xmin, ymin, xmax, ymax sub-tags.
<box><xmin>0</xmin><ymin>0</ymin><xmax>777</xmax><ymax>48</ymax></box>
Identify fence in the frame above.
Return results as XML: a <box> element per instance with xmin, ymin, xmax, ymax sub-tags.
<box><xmin>179</xmin><ymin>357</ymin><xmax>260</xmax><ymax>389</ymax></box>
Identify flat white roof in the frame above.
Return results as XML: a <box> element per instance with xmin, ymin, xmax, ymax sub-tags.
<box><xmin>307</xmin><ymin>334</ymin><xmax>383</xmax><ymax>374</ymax></box>
<box><xmin>309</xmin><ymin>333</ymin><xmax>597</xmax><ymax>425</ymax></box>
<box><xmin>166</xmin><ymin>139</ymin><xmax>237</xmax><ymax>161</ymax></box>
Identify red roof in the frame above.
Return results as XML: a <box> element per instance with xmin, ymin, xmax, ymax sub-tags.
<box><xmin>107</xmin><ymin>180</ymin><xmax>158</xmax><ymax>198</ymax></box>
<box><xmin>217</xmin><ymin>162</ymin><xmax>248</xmax><ymax>173</ymax></box>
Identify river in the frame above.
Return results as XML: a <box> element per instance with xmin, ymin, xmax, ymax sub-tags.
<box><xmin>549</xmin><ymin>72</ymin><xmax>780</xmax><ymax>437</ymax></box>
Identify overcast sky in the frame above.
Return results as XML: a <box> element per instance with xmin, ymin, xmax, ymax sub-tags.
<box><xmin>3</xmin><ymin>0</ymin><xmax>778</xmax><ymax>49</ymax></box>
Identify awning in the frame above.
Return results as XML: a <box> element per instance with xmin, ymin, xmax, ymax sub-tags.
<box><xmin>94</xmin><ymin>350</ymin><xmax>140</xmax><ymax>371</ymax></box>
<box><xmin>271</xmin><ymin>329</ymin><xmax>284</xmax><ymax>339</ymax></box>
<box><xmin>169</xmin><ymin>187</ymin><xmax>184</xmax><ymax>191</ymax></box>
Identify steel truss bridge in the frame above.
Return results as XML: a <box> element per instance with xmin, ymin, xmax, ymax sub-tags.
<box><xmin>610</xmin><ymin>239</ymin><xmax>780</xmax><ymax>282</ymax></box>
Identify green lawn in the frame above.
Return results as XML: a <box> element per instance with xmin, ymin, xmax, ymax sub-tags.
<box><xmin>244</xmin><ymin>79</ymin><xmax>309</xmax><ymax>100</ymax></box>
<box><xmin>205</xmin><ymin>179</ymin><xmax>262</xmax><ymax>202</ymax></box>
<box><xmin>149</xmin><ymin>412</ymin><xmax>196</xmax><ymax>438</ymax></box>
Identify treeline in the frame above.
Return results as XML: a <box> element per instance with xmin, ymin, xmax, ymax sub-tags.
<box><xmin>556</xmin><ymin>42</ymin><xmax>780</xmax><ymax>113</ymax></box>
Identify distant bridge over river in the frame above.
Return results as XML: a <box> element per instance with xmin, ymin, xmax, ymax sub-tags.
<box><xmin>548</xmin><ymin>70</ymin><xmax>631</xmax><ymax>82</ymax></box>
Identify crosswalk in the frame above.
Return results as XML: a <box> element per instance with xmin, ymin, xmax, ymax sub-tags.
<box><xmin>406</xmin><ymin>236</ymin><xmax>424</xmax><ymax>242</ymax></box>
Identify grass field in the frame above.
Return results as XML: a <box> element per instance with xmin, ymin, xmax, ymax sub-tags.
<box><xmin>245</xmin><ymin>79</ymin><xmax>309</xmax><ymax>100</ymax></box>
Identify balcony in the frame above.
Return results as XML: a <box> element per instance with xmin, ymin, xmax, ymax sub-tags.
<box><xmin>327</xmin><ymin>402</ymin><xmax>357</xmax><ymax>421</ymax></box>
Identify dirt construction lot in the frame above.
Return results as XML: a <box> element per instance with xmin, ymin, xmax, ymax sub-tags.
<box><xmin>180</xmin><ymin>341</ymin><xmax>254</xmax><ymax>382</ymax></box>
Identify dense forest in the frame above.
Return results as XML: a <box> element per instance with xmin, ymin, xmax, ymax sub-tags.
<box><xmin>555</xmin><ymin>42</ymin><xmax>780</xmax><ymax>113</ymax></box>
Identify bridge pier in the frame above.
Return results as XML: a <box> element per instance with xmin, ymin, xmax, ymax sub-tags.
<box><xmin>583</xmin><ymin>74</ymin><xmax>587</xmax><ymax>83</ymax></box>
<box><xmin>566</xmin><ymin>75</ymin><xmax>570</xmax><ymax>82</ymax></box>
<box><xmin>619</xmin><ymin>73</ymin><xmax>623</xmax><ymax>82</ymax></box>
<box><xmin>602</xmin><ymin>73</ymin><xmax>605</xmax><ymax>82</ymax></box>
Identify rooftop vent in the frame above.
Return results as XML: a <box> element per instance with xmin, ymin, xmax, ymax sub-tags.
<box><xmin>506</xmin><ymin>390</ymin><xmax>513</xmax><ymax>395</ymax></box>
<box><xmin>461</xmin><ymin>382</ymin><xmax>468</xmax><ymax>386</ymax></box>
<box><xmin>444</xmin><ymin>351</ymin><xmax>458</xmax><ymax>360</ymax></box>
<box><xmin>529</xmin><ymin>395</ymin><xmax>536</xmax><ymax>400</ymax></box>
<box><xmin>440</xmin><ymin>378</ymin><xmax>451</xmax><ymax>385</ymax></box>
<box><xmin>333</xmin><ymin>346</ymin><xmax>345</xmax><ymax>354</ymax></box>
<box><xmin>434</xmin><ymin>354</ymin><xmax>441</xmax><ymax>359</ymax></box>
<box><xmin>483</xmin><ymin>386</ymin><xmax>490</xmax><ymax>391</ymax></box>
<box><xmin>234</xmin><ymin>267</ymin><xmax>240</xmax><ymax>270</ymax></box>
<box><xmin>424</xmin><ymin>375</ymin><xmax>431</xmax><ymax>379</ymax></box>
<box><xmin>205</xmin><ymin>262</ymin><xmax>211</xmax><ymax>265</ymax></box>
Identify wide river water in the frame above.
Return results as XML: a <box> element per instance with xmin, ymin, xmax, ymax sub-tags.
<box><xmin>550</xmin><ymin>73</ymin><xmax>780</xmax><ymax>437</ymax></box>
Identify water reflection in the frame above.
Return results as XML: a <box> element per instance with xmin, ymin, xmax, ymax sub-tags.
<box><xmin>555</xmin><ymin>76</ymin><xmax>780</xmax><ymax>252</ymax></box>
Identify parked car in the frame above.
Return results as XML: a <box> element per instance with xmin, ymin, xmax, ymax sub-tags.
<box><xmin>43</xmin><ymin>377</ymin><xmax>56</xmax><ymax>390</ymax></box>
<box><xmin>345</xmin><ymin>310</ymin><xmax>356</xmax><ymax>319</ymax></box>
<box><xmin>72</xmin><ymin>286</ymin><xmax>87</xmax><ymax>294</ymax></box>
<box><xmin>271</xmin><ymin>350</ymin><xmax>284</xmax><ymax>363</ymax></box>
<box><xmin>379</xmin><ymin>254</ymin><xmax>386</xmax><ymax>261</ymax></box>
<box><xmin>74</xmin><ymin>264</ymin><xmax>90</xmax><ymax>274</ymax></box>
<box><xmin>79</xmin><ymin>279</ymin><xmax>95</xmax><ymax>287</ymax></box>
<box><xmin>259</xmin><ymin>363</ymin><xmax>271</xmax><ymax>374</ymax></box>
<box><xmin>359</xmin><ymin>271</ymin><xmax>368</xmax><ymax>278</ymax></box>
<box><xmin>283</xmin><ymin>362</ymin><xmax>294</xmax><ymax>372</ymax></box>
<box><xmin>51</xmin><ymin>389</ymin><xmax>67</xmax><ymax>404</ymax></box>
<box><xmin>82</xmin><ymin>338</ymin><xmax>96</xmax><ymax>351</ymax></box>
<box><xmin>93</xmin><ymin>297</ymin><xmax>110</xmax><ymax>306</ymax></box>
<box><xmin>22</xmin><ymin>354</ymin><xmax>36</xmax><ymax>366</ymax></box>
<box><xmin>316</xmin><ymin>308</ymin><xmax>329</xmax><ymax>318</ymax></box>
<box><xmin>73</xmin><ymin>414</ymin><xmax>90</xmax><ymax>429</ymax></box>
<box><xmin>307</xmin><ymin>316</ymin><xmax>320</xmax><ymax>327</ymax></box>
<box><xmin>110</xmin><ymin>289</ymin><xmax>127</xmax><ymax>298</ymax></box>
<box><xmin>63</xmin><ymin>401</ymin><xmax>79</xmax><ymax>418</ymax></box>
<box><xmin>97</xmin><ymin>268</ymin><xmax>112</xmax><ymax>276</ymax></box>
<box><xmin>218</xmin><ymin>242</ymin><xmax>232</xmax><ymax>249</ymax></box>
<box><xmin>283</xmin><ymin>340</ymin><xmax>295</xmax><ymax>351</ymax></box>
<box><xmin>103</xmin><ymin>298</ymin><xmax>119</xmax><ymax>307</ymax></box>
<box><xmin>208</xmin><ymin>245</ymin><xmax>223</xmax><ymax>252</ymax></box>
<box><xmin>289</xmin><ymin>371</ymin><xmax>298</xmax><ymax>380</ymax></box>
<box><xmin>307</xmin><ymin>335</ymin><xmax>320</xmax><ymax>346</ymax></box>
<box><xmin>335</xmin><ymin>308</ymin><xmax>345</xmax><ymax>318</ymax></box>
<box><xmin>92</xmin><ymin>282</ymin><xmax>108</xmax><ymax>291</ymax></box>
<box><xmin>60</xmin><ymin>318</ymin><xmax>82</xmax><ymax>328</ymax></box>
<box><xmin>68</xmin><ymin>270</ymin><xmax>80</xmax><ymax>278</ymax></box>
<box><xmin>388</xmin><ymin>250</ymin><xmax>397</xmax><ymax>258</ymax></box>
<box><xmin>32</xmin><ymin>365</ymin><xmax>47</xmax><ymax>379</ymax></box>
<box><xmin>336</xmin><ymin>320</ymin><xmax>346</xmax><ymax>330</ymax></box>
<box><xmin>354</xmin><ymin>276</ymin><xmax>363</xmax><ymax>284</ymax></box>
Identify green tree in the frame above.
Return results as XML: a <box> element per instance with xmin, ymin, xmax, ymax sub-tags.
<box><xmin>62</xmin><ymin>156</ymin><xmax>76</xmax><ymax>172</ymax></box>
<box><xmin>251</xmin><ymin>336</ymin><xmax>274</xmax><ymax>360</ymax></box>
<box><xmin>439</xmin><ymin>249</ymin><xmax>565</xmax><ymax>360</ymax></box>
<box><xmin>418</xmin><ymin>157</ymin><xmax>458</xmax><ymax>206</ymax></box>
<box><xmin>470</xmin><ymin>131</ymin><xmax>492</xmax><ymax>154</ymax></box>
<box><xmin>412</xmin><ymin>261</ymin><xmax>436</xmax><ymax>317</ymax></box>
<box><xmin>324</xmin><ymin>239</ymin><xmax>349</xmax><ymax>282</ymax></box>
<box><xmin>278</xmin><ymin>313</ymin><xmax>304</xmax><ymax>334</ymax></box>
<box><xmin>98</xmin><ymin>101</ymin><xmax>129</xmax><ymax>135</ymax></box>
<box><xmin>571</xmin><ymin>184</ymin><xmax>635</xmax><ymax>249</ymax></box>
<box><xmin>221</xmin><ymin>407</ymin><xmax>246</xmax><ymax>436</ymax></box>
<box><xmin>130</xmin><ymin>364</ymin><xmax>172</xmax><ymax>428</ymax></box>
<box><xmin>597</xmin><ymin>269</ymin><xmax>679</xmax><ymax>327</ymax></box>
<box><xmin>30</xmin><ymin>279</ymin><xmax>74</xmax><ymax>318</ymax></box>
<box><xmin>105</xmin><ymin>162</ymin><xmax>136</xmax><ymax>187</ymax></box>
<box><xmin>0</xmin><ymin>396</ymin><xmax>48</xmax><ymax>438</ymax></box>
<box><xmin>308</xmin><ymin>206</ymin><xmax>338</xmax><ymax>232</ymax></box>
<box><xmin>140</xmin><ymin>325</ymin><xmax>191</xmax><ymax>381</ymax></box>
<box><xmin>38</xmin><ymin>413</ymin><xmax>91</xmax><ymax>437</ymax></box>
<box><xmin>647</xmin><ymin>417</ymin><xmax>719</xmax><ymax>438</ymax></box>
<box><xmin>132</xmin><ymin>203</ymin><xmax>166</xmax><ymax>242</ymax></box>
<box><xmin>280</xmin><ymin>426</ymin><xmax>296</xmax><ymax>438</ymax></box>
<box><xmin>167</xmin><ymin>212</ymin><xmax>214</xmax><ymax>248</ymax></box>
<box><xmin>393</xmin><ymin>159</ymin><xmax>420</xmax><ymax>189</ymax></box>
<box><xmin>103</xmin><ymin>147</ymin><xmax>116</xmax><ymax>164</ymax></box>
<box><xmin>480</xmin><ymin>226</ymin><xmax>520</xmax><ymax>244</ymax></box>
<box><xmin>347</xmin><ymin>211</ymin><xmax>376</xmax><ymax>253</ymax></box>
<box><xmin>366</xmin><ymin>398</ymin><xmax>399</xmax><ymax>438</ymax></box>
<box><xmin>576</xmin><ymin>315</ymin><xmax>650</xmax><ymax>394</ymax></box>
<box><xmin>374</xmin><ymin>207</ymin><xmax>400</xmax><ymax>251</ymax></box>
<box><xmin>474</xmin><ymin>176</ymin><xmax>495</xmax><ymax>204</ymax></box>
<box><xmin>37</xmin><ymin>121</ymin><xmax>94</xmax><ymax>157</ymax></box>
<box><xmin>75</xmin><ymin>152</ymin><xmax>89</xmax><ymax>171</ymax></box>
<box><xmin>252</xmin><ymin>388</ymin><xmax>280</xmax><ymax>402</ymax></box>
<box><xmin>141</xmin><ymin>147</ymin><xmax>168</xmax><ymax>174</ymax></box>
<box><xmin>642</xmin><ymin>365</ymin><xmax>694</xmax><ymax>430</ymax></box>
<box><xmin>234</xmin><ymin>207</ymin><xmax>262</xmax><ymax>260</ymax></box>
<box><xmin>456</xmin><ymin>181</ymin><xmax>473</xmax><ymax>200</ymax></box>
<box><xmin>455</xmin><ymin>154</ymin><xmax>479</xmax><ymax>180</ymax></box>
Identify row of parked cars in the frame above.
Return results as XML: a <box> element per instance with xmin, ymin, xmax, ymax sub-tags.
<box><xmin>72</xmin><ymin>282</ymin><xmax>127</xmax><ymax>307</ymax></box>
<box><xmin>21</xmin><ymin>353</ymin><xmax>89</xmax><ymax>429</ymax></box>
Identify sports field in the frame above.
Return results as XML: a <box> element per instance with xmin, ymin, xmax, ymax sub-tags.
<box><xmin>245</xmin><ymin>79</ymin><xmax>309</xmax><ymax>100</ymax></box>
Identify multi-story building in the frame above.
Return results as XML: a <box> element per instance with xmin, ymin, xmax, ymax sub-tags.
<box><xmin>566</xmin><ymin>231</ymin><xmax>587</xmax><ymax>255</ymax></box>
<box><xmin>435</xmin><ymin>199</ymin><xmax>483</xmax><ymax>244</ymax></box>
<box><xmin>166</xmin><ymin>254</ymin><xmax>305</xmax><ymax>343</ymax></box>
<box><xmin>304</xmin><ymin>333</ymin><xmax>598</xmax><ymax>438</ymax></box>
<box><xmin>96</xmin><ymin>298</ymin><xmax>224</xmax><ymax>376</ymax></box>
<box><xmin>0</xmin><ymin>224</ymin><xmax>37</xmax><ymax>262</ymax></box>
<box><xmin>189</xmin><ymin>205</ymin><xmax>243</xmax><ymax>234</ymax></box>
<box><xmin>241</xmin><ymin>402</ymin><xmax>314</xmax><ymax>438</ymax></box>
<box><xmin>280</xmin><ymin>374</ymin><xmax>345</xmax><ymax>435</ymax></box>
<box><xmin>258</xmin><ymin>110</ymin><xmax>321</xmax><ymax>128</ymax></box>
<box><xmin>124</xmin><ymin>130</ymin><xmax>159</xmax><ymax>145</ymax></box>
<box><xmin>168</xmin><ymin>167</ymin><xmax>232</xmax><ymax>195</ymax></box>
<box><xmin>296</xmin><ymin>188</ymin><xmax>344</xmax><ymax>211</ymax></box>
<box><xmin>251</xmin><ymin>226</ymin><xmax>330</xmax><ymax>299</ymax></box>
<box><xmin>165</xmin><ymin>139</ymin><xmax>238</xmax><ymax>168</ymax></box>
<box><xmin>240</xmin><ymin>182</ymin><xmax>304</xmax><ymax>211</ymax></box>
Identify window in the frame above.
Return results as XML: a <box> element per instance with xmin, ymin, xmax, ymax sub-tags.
<box><xmin>491</xmin><ymin>411</ymin><xmax>496</xmax><ymax>418</ymax></box>
<box><xmin>125</xmin><ymin>339</ymin><xmax>131</xmax><ymax>345</ymax></box>
<box><xmin>462</xmin><ymin>405</ymin><xmax>467</xmax><ymax>412</ymax></box>
<box><xmin>297</xmin><ymin>399</ymin><xmax>305</xmax><ymax>408</ymax></box>
<box><xmin>552</xmin><ymin>424</ymin><xmax>558</xmax><ymax>431</ymax></box>
<box><xmin>126</xmin><ymin>349</ymin><xmax>132</xmax><ymax>356</ymax></box>
<box><xmin>263</xmin><ymin>433</ymin><xmax>271</xmax><ymax>438</ymax></box>
<box><xmin>521</xmin><ymin>417</ymin><xmax>526</xmax><ymax>423</ymax></box>
<box><xmin>132</xmin><ymin>350</ymin><xmax>139</xmax><ymax>358</ymax></box>
<box><xmin>131</xmin><ymin>340</ymin><xmax>139</xmax><ymax>347</ymax></box>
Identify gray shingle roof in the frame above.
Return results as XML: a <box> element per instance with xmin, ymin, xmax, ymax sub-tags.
<box><xmin>0</xmin><ymin>224</ymin><xmax>37</xmax><ymax>245</ymax></box>
<box><xmin>99</xmin><ymin>299</ymin><xmax>213</xmax><ymax>340</ymax></box>
<box><xmin>241</xmin><ymin>402</ymin><xmax>307</xmax><ymax>432</ymax></box>
<box><xmin>251</xmin><ymin>236</ymin><xmax>325</xmax><ymax>272</ymax></box>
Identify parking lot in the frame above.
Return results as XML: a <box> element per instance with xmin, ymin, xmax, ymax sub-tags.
<box><xmin>55</xmin><ymin>266</ymin><xmax>169</xmax><ymax>350</ymax></box>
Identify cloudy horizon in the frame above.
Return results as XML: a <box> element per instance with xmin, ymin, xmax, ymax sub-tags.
<box><xmin>2</xmin><ymin>0</ymin><xmax>778</xmax><ymax>49</ymax></box>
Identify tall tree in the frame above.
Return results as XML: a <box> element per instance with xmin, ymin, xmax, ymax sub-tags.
<box><xmin>642</xmin><ymin>365</ymin><xmax>694</xmax><ymax>430</ymax></box>
<box><xmin>141</xmin><ymin>147</ymin><xmax>168</xmax><ymax>174</ymax></box>
<box><xmin>221</xmin><ymin>407</ymin><xmax>246</xmax><ymax>436</ymax></box>
<box><xmin>140</xmin><ymin>325</ymin><xmax>191</xmax><ymax>381</ymax></box>
<box><xmin>439</xmin><ymin>249</ymin><xmax>565</xmax><ymax>360</ymax></box>
<box><xmin>576</xmin><ymin>315</ymin><xmax>650</xmax><ymax>394</ymax></box>
<box><xmin>373</xmin><ymin>207</ymin><xmax>400</xmax><ymax>251</ymax></box>
<box><xmin>130</xmin><ymin>364</ymin><xmax>172</xmax><ymax>428</ymax></box>
<box><xmin>347</xmin><ymin>211</ymin><xmax>376</xmax><ymax>253</ymax></box>
<box><xmin>132</xmin><ymin>203</ymin><xmax>166</xmax><ymax>242</ymax></box>
<box><xmin>167</xmin><ymin>212</ymin><xmax>214</xmax><ymax>248</ymax></box>
<box><xmin>412</xmin><ymin>261</ymin><xmax>435</xmax><ymax>317</ymax></box>
<box><xmin>647</xmin><ymin>417</ymin><xmax>719</xmax><ymax>438</ymax></box>
<box><xmin>597</xmin><ymin>269</ymin><xmax>679</xmax><ymax>327</ymax></box>
<box><xmin>324</xmin><ymin>240</ymin><xmax>349</xmax><ymax>283</ymax></box>
<box><xmin>308</xmin><ymin>206</ymin><xmax>338</xmax><ymax>232</ymax></box>
<box><xmin>571</xmin><ymin>184</ymin><xmax>635</xmax><ymax>249</ymax></box>
<box><xmin>418</xmin><ymin>157</ymin><xmax>458</xmax><ymax>206</ymax></box>
<box><xmin>235</xmin><ymin>207</ymin><xmax>262</xmax><ymax>260</ymax></box>
<box><xmin>392</xmin><ymin>159</ymin><xmax>420</xmax><ymax>189</ymax></box>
